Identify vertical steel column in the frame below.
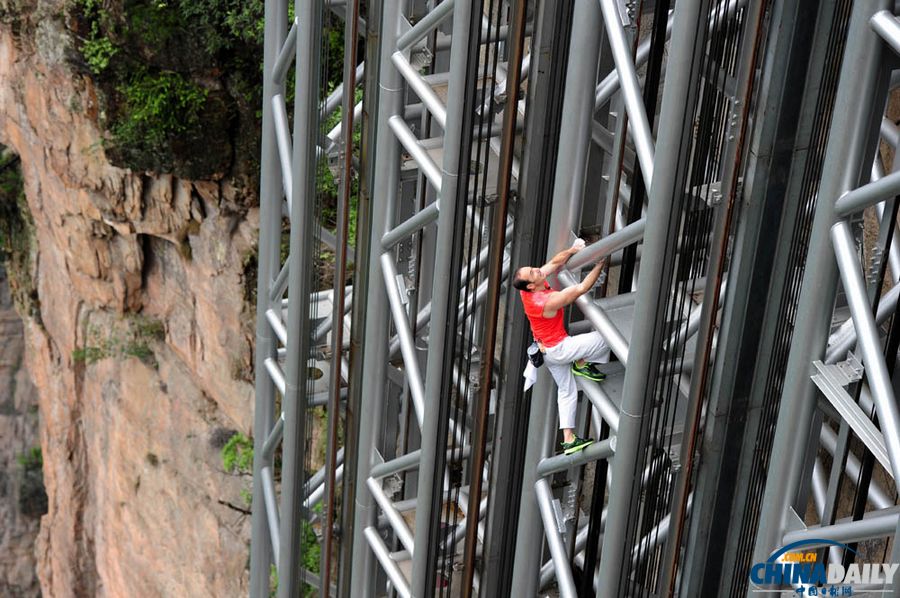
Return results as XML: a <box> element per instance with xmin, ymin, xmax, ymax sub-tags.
<box><xmin>596</xmin><ymin>0</ymin><xmax>707</xmax><ymax>594</ymax></box>
<box><xmin>538</xmin><ymin>0</ymin><xmax>602</xmax><ymax>575</ymax></box>
<box><xmin>659</xmin><ymin>1</ymin><xmax>767</xmax><ymax>590</ymax></box>
<box><xmin>338</xmin><ymin>1</ymin><xmax>381</xmax><ymax>593</ymax></box>
<box><xmin>751</xmin><ymin>0</ymin><xmax>889</xmax><ymax>574</ymax></box>
<box><xmin>277</xmin><ymin>0</ymin><xmax>323</xmax><ymax>596</ymax></box>
<box><xmin>549</xmin><ymin>0</ymin><xmax>603</xmax><ymax>232</ymax></box>
<box><xmin>409</xmin><ymin>0</ymin><xmax>473</xmax><ymax>593</ymax></box>
<box><xmin>488</xmin><ymin>3</ymin><xmax>573</xmax><ymax>595</ymax></box>
<box><xmin>511</xmin><ymin>3</ymin><xmax>584</xmax><ymax>596</ymax></box>
<box><xmin>510</xmin><ymin>383</ymin><xmax>557</xmax><ymax>597</ymax></box>
<box><xmin>677</xmin><ymin>1</ymin><xmax>824</xmax><ymax>593</ymax></box>
<box><xmin>347</xmin><ymin>0</ymin><xmax>404</xmax><ymax>595</ymax></box>
<box><xmin>249</xmin><ymin>0</ymin><xmax>287</xmax><ymax>595</ymax></box>
<box><xmin>460</xmin><ymin>0</ymin><xmax>528</xmax><ymax>593</ymax></box>
<box><xmin>322</xmin><ymin>0</ymin><xmax>361</xmax><ymax>590</ymax></box>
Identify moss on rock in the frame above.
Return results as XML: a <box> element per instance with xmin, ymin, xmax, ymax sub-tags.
<box><xmin>69</xmin><ymin>0</ymin><xmax>261</xmax><ymax>183</ymax></box>
<box><xmin>0</xmin><ymin>148</ymin><xmax>39</xmax><ymax>322</ymax></box>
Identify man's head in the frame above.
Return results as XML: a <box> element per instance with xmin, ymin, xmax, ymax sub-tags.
<box><xmin>513</xmin><ymin>267</ymin><xmax>547</xmax><ymax>292</ymax></box>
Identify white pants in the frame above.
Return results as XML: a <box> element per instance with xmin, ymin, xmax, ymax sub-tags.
<box><xmin>544</xmin><ymin>332</ymin><xmax>610</xmax><ymax>429</ymax></box>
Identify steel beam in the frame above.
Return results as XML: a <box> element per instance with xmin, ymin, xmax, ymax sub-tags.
<box><xmin>396</xmin><ymin>0</ymin><xmax>455</xmax><ymax>51</ymax></box>
<box><xmin>871</xmin><ymin>10</ymin><xmax>900</xmax><ymax>56</ymax></box>
<box><xmin>249</xmin><ymin>0</ymin><xmax>288</xmax><ymax>592</ymax></box>
<box><xmin>535</xmin><ymin>437</ymin><xmax>616</xmax><ymax>478</ymax></box>
<box><xmin>820</xmin><ymin>424</ymin><xmax>893</xmax><ymax>509</ymax></box>
<box><xmin>832</xmin><ymin>220</ymin><xmax>900</xmax><ymax>490</ymax></box>
<box><xmin>409</xmin><ymin>0</ymin><xmax>473</xmax><ymax>593</ymax></box>
<box><xmin>276</xmin><ymin>0</ymin><xmax>323</xmax><ymax>593</ymax></box>
<box><xmin>389</xmin><ymin>116</ymin><xmax>443</xmax><ymax>192</ymax></box>
<box><xmin>835</xmin><ymin>169</ymin><xmax>900</xmax><ymax>216</ymax></box>
<box><xmin>535</xmin><ymin>478</ymin><xmax>577</xmax><ymax>598</ymax></box>
<box><xmin>380</xmin><ymin>254</ymin><xmax>426</xmax><ymax>427</ymax></box>
<box><xmin>550</xmin><ymin>0</ymin><xmax>603</xmax><ymax>236</ymax></box>
<box><xmin>558</xmin><ymin>270</ymin><xmax>630</xmax><ymax>362</ymax></box>
<box><xmin>381</xmin><ymin>202</ymin><xmax>440</xmax><ymax>250</ymax></box>
<box><xmin>783</xmin><ymin>508</ymin><xmax>900</xmax><ymax>546</ymax></box>
<box><xmin>598</xmin><ymin>0</ymin><xmax>655</xmax><ymax>184</ymax></box>
<box><xmin>347</xmin><ymin>0</ymin><xmax>405</xmax><ymax>594</ymax></box>
<box><xmin>596</xmin><ymin>0</ymin><xmax>707</xmax><ymax>593</ymax></box>
<box><xmin>364</xmin><ymin>527</ymin><xmax>411</xmax><ymax>598</ymax></box>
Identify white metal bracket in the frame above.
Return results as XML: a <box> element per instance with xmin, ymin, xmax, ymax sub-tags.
<box><xmin>811</xmin><ymin>356</ymin><xmax>891</xmax><ymax>478</ymax></box>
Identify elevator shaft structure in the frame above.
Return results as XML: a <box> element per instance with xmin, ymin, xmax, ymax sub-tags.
<box><xmin>249</xmin><ymin>0</ymin><xmax>900</xmax><ymax>596</ymax></box>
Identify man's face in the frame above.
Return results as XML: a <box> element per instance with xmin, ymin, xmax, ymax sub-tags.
<box><xmin>517</xmin><ymin>266</ymin><xmax>546</xmax><ymax>291</ymax></box>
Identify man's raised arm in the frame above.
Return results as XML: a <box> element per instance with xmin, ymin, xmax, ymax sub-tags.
<box><xmin>542</xmin><ymin>256</ymin><xmax>609</xmax><ymax>317</ymax></box>
<box><xmin>539</xmin><ymin>238</ymin><xmax>586</xmax><ymax>276</ymax></box>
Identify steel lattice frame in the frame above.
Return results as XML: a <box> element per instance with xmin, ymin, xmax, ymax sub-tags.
<box><xmin>248</xmin><ymin>0</ymin><xmax>900</xmax><ymax>596</ymax></box>
<box><xmin>750</xmin><ymin>0</ymin><xmax>900</xmax><ymax>594</ymax></box>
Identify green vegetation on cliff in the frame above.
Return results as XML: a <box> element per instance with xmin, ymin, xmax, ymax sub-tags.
<box><xmin>17</xmin><ymin>446</ymin><xmax>47</xmax><ymax>519</ymax></box>
<box><xmin>0</xmin><ymin>147</ymin><xmax>38</xmax><ymax>321</ymax></box>
<box><xmin>71</xmin><ymin>0</ymin><xmax>263</xmax><ymax>182</ymax></box>
<box><xmin>220</xmin><ymin>431</ymin><xmax>253</xmax><ymax>474</ymax></box>
<box><xmin>71</xmin><ymin>314</ymin><xmax>166</xmax><ymax>367</ymax></box>
<box><xmin>113</xmin><ymin>68</ymin><xmax>208</xmax><ymax>151</ymax></box>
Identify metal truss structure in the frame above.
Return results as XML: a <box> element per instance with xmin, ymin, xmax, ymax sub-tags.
<box><xmin>247</xmin><ymin>0</ymin><xmax>900</xmax><ymax>596</ymax></box>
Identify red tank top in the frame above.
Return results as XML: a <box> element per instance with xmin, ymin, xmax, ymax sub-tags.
<box><xmin>520</xmin><ymin>288</ymin><xmax>568</xmax><ymax>348</ymax></box>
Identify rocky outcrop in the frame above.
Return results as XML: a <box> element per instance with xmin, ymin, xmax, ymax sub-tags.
<box><xmin>0</xmin><ymin>266</ymin><xmax>41</xmax><ymax>598</ymax></box>
<box><xmin>0</xmin><ymin>3</ymin><xmax>259</xmax><ymax>596</ymax></box>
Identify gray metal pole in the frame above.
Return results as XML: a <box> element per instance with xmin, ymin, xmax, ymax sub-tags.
<box><xmin>322</xmin><ymin>0</ymin><xmax>361</xmax><ymax>587</ymax></box>
<box><xmin>660</xmin><ymin>1</ymin><xmax>766</xmax><ymax>590</ymax></box>
<box><xmin>782</xmin><ymin>509</ymin><xmax>900</xmax><ymax>546</ymax></box>
<box><xmin>510</xmin><ymin>3</ymin><xmax>606</xmax><ymax>592</ymax></box>
<box><xmin>249</xmin><ymin>1</ymin><xmax>287</xmax><ymax>595</ymax></box>
<box><xmin>598</xmin><ymin>0</ymin><xmax>655</xmax><ymax>183</ymax></box>
<box><xmin>535</xmin><ymin>437</ymin><xmax>616</xmax><ymax>478</ymax></box>
<box><xmin>510</xmin><ymin>378</ymin><xmax>557</xmax><ymax>597</ymax></box>
<box><xmin>546</xmin><ymin>8</ymin><xmax>601</xmax><ymax>546</ymax></box>
<box><xmin>596</xmin><ymin>0</ymin><xmax>707</xmax><ymax>594</ymax></box>
<box><xmin>820</xmin><ymin>423</ymin><xmax>893</xmax><ymax>509</ymax></box>
<box><xmin>277</xmin><ymin>0</ymin><xmax>323</xmax><ymax>595</ymax></box>
<box><xmin>549</xmin><ymin>0</ymin><xmax>603</xmax><ymax>237</ymax></box>
<box><xmin>396</xmin><ymin>0</ymin><xmax>456</xmax><ymax>51</ymax></box>
<box><xmin>594</xmin><ymin>12</ymin><xmax>674</xmax><ymax>110</ymax></box>
<box><xmin>380</xmin><ymin>254</ymin><xmax>426</xmax><ymax>426</ymax></box>
<box><xmin>751</xmin><ymin>0</ymin><xmax>890</xmax><ymax>574</ymax></box>
<box><xmin>832</xmin><ymin>220</ymin><xmax>900</xmax><ymax>489</ymax></box>
<box><xmin>347</xmin><ymin>0</ymin><xmax>405</xmax><ymax>595</ymax></box>
<box><xmin>835</xmin><ymin>169</ymin><xmax>900</xmax><ymax>216</ymax></box>
<box><xmin>536</xmin><ymin>478</ymin><xmax>578</xmax><ymax>598</ymax></box>
<box><xmin>364</xmin><ymin>527</ymin><xmax>412</xmax><ymax>598</ymax></box>
<box><xmin>409</xmin><ymin>0</ymin><xmax>473</xmax><ymax>593</ymax></box>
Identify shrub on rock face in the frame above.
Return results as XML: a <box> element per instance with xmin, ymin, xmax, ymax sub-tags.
<box><xmin>0</xmin><ymin>148</ymin><xmax>38</xmax><ymax>321</ymax></box>
<box><xmin>70</xmin><ymin>0</ymin><xmax>261</xmax><ymax>182</ymax></box>
<box><xmin>17</xmin><ymin>447</ymin><xmax>46</xmax><ymax>519</ymax></box>
<box><xmin>105</xmin><ymin>69</ymin><xmax>234</xmax><ymax>179</ymax></box>
<box><xmin>221</xmin><ymin>432</ymin><xmax>253</xmax><ymax>474</ymax></box>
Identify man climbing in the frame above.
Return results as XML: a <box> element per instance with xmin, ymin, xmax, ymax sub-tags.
<box><xmin>513</xmin><ymin>239</ymin><xmax>610</xmax><ymax>455</ymax></box>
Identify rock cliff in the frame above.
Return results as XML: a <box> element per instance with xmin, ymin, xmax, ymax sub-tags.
<box><xmin>0</xmin><ymin>3</ymin><xmax>259</xmax><ymax>596</ymax></box>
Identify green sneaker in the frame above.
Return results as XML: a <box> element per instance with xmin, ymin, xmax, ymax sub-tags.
<box><xmin>560</xmin><ymin>437</ymin><xmax>594</xmax><ymax>455</ymax></box>
<box><xmin>572</xmin><ymin>362</ymin><xmax>606</xmax><ymax>382</ymax></box>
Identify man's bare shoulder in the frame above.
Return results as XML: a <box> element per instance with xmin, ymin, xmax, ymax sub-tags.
<box><xmin>530</xmin><ymin>289</ymin><xmax>556</xmax><ymax>302</ymax></box>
